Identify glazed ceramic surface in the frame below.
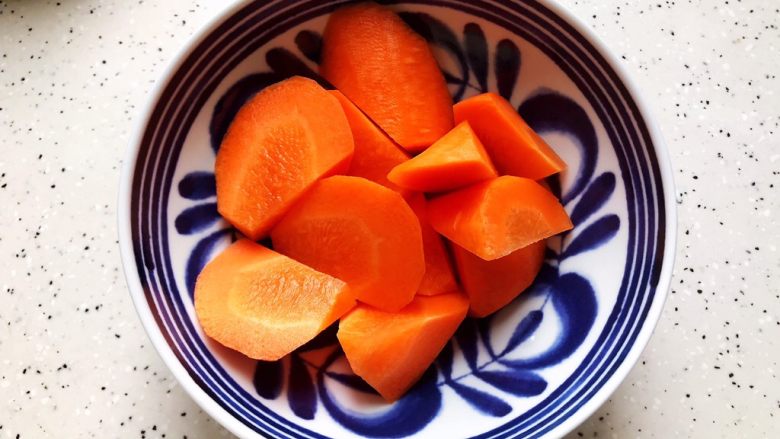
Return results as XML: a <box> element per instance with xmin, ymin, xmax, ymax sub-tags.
<box><xmin>119</xmin><ymin>1</ymin><xmax>675</xmax><ymax>438</ymax></box>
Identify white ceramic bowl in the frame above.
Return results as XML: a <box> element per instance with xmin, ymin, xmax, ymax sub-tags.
<box><xmin>118</xmin><ymin>1</ymin><xmax>676</xmax><ymax>438</ymax></box>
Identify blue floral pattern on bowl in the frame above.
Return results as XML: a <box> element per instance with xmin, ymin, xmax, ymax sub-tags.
<box><xmin>121</xmin><ymin>1</ymin><xmax>671</xmax><ymax>438</ymax></box>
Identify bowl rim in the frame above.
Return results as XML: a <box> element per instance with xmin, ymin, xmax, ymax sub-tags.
<box><xmin>117</xmin><ymin>1</ymin><xmax>677</xmax><ymax>438</ymax></box>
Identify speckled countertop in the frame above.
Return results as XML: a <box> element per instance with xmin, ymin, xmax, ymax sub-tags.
<box><xmin>0</xmin><ymin>0</ymin><xmax>778</xmax><ymax>437</ymax></box>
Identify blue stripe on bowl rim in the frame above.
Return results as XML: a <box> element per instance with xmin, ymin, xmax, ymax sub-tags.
<box><xmin>119</xmin><ymin>1</ymin><xmax>673</xmax><ymax>438</ymax></box>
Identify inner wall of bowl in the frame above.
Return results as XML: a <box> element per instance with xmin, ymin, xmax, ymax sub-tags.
<box><xmin>133</xmin><ymin>1</ymin><xmax>665</xmax><ymax>438</ymax></box>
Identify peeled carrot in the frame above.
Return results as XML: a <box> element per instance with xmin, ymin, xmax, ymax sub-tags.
<box><xmin>271</xmin><ymin>176</ymin><xmax>424</xmax><ymax>312</ymax></box>
<box><xmin>215</xmin><ymin>76</ymin><xmax>354</xmax><ymax>240</ymax></box>
<box><xmin>320</xmin><ymin>2</ymin><xmax>453</xmax><ymax>152</ymax></box>
<box><xmin>329</xmin><ymin>90</ymin><xmax>410</xmax><ymax>190</ymax></box>
<box><xmin>406</xmin><ymin>193</ymin><xmax>458</xmax><ymax>296</ymax></box>
<box><xmin>338</xmin><ymin>292</ymin><xmax>469</xmax><ymax>401</ymax></box>
<box><xmin>453</xmin><ymin>240</ymin><xmax>546</xmax><ymax>317</ymax></box>
<box><xmin>454</xmin><ymin>93</ymin><xmax>565</xmax><ymax>179</ymax></box>
<box><xmin>387</xmin><ymin>121</ymin><xmax>497</xmax><ymax>193</ymax></box>
<box><xmin>194</xmin><ymin>239</ymin><xmax>355</xmax><ymax>361</ymax></box>
<box><xmin>427</xmin><ymin>176</ymin><xmax>572</xmax><ymax>261</ymax></box>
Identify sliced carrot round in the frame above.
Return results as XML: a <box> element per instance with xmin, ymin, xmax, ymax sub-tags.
<box><xmin>194</xmin><ymin>239</ymin><xmax>355</xmax><ymax>361</ymax></box>
<box><xmin>320</xmin><ymin>3</ymin><xmax>453</xmax><ymax>152</ymax></box>
<box><xmin>338</xmin><ymin>292</ymin><xmax>469</xmax><ymax>401</ymax></box>
<box><xmin>329</xmin><ymin>90</ymin><xmax>410</xmax><ymax>190</ymax></box>
<box><xmin>454</xmin><ymin>93</ymin><xmax>565</xmax><ymax>179</ymax></box>
<box><xmin>388</xmin><ymin>121</ymin><xmax>497</xmax><ymax>193</ymax></box>
<box><xmin>271</xmin><ymin>176</ymin><xmax>425</xmax><ymax>312</ymax></box>
<box><xmin>453</xmin><ymin>240</ymin><xmax>547</xmax><ymax>317</ymax></box>
<box><xmin>215</xmin><ymin>76</ymin><xmax>354</xmax><ymax>240</ymax></box>
<box><xmin>406</xmin><ymin>193</ymin><xmax>458</xmax><ymax>296</ymax></box>
<box><xmin>427</xmin><ymin>176</ymin><xmax>572</xmax><ymax>260</ymax></box>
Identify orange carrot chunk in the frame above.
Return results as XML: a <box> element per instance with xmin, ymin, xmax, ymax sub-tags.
<box><xmin>387</xmin><ymin>121</ymin><xmax>498</xmax><ymax>193</ymax></box>
<box><xmin>320</xmin><ymin>2</ymin><xmax>453</xmax><ymax>152</ymax></box>
<box><xmin>329</xmin><ymin>90</ymin><xmax>410</xmax><ymax>190</ymax></box>
<box><xmin>271</xmin><ymin>176</ymin><xmax>424</xmax><ymax>312</ymax></box>
<box><xmin>406</xmin><ymin>193</ymin><xmax>458</xmax><ymax>296</ymax></box>
<box><xmin>453</xmin><ymin>240</ymin><xmax>547</xmax><ymax>317</ymax></box>
<box><xmin>215</xmin><ymin>76</ymin><xmax>354</xmax><ymax>240</ymax></box>
<box><xmin>454</xmin><ymin>93</ymin><xmax>565</xmax><ymax>179</ymax></box>
<box><xmin>338</xmin><ymin>292</ymin><xmax>469</xmax><ymax>401</ymax></box>
<box><xmin>427</xmin><ymin>176</ymin><xmax>572</xmax><ymax>261</ymax></box>
<box><xmin>194</xmin><ymin>239</ymin><xmax>355</xmax><ymax>361</ymax></box>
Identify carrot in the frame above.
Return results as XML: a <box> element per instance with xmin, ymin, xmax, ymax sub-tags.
<box><xmin>329</xmin><ymin>90</ymin><xmax>410</xmax><ymax>190</ymax></box>
<box><xmin>215</xmin><ymin>76</ymin><xmax>354</xmax><ymax>240</ymax></box>
<box><xmin>320</xmin><ymin>2</ymin><xmax>453</xmax><ymax>152</ymax></box>
<box><xmin>388</xmin><ymin>121</ymin><xmax>497</xmax><ymax>192</ymax></box>
<box><xmin>453</xmin><ymin>240</ymin><xmax>546</xmax><ymax>317</ymax></box>
<box><xmin>271</xmin><ymin>176</ymin><xmax>424</xmax><ymax>312</ymax></box>
<box><xmin>453</xmin><ymin>93</ymin><xmax>565</xmax><ymax>179</ymax></box>
<box><xmin>194</xmin><ymin>239</ymin><xmax>355</xmax><ymax>361</ymax></box>
<box><xmin>406</xmin><ymin>193</ymin><xmax>458</xmax><ymax>296</ymax></box>
<box><xmin>337</xmin><ymin>292</ymin><xmax>469</xmax><ymax>401</ymax></box>
<box><xmin>427</xmin><ymin>176</ymin><xmax>572</xmax><ymax>260</ymax></box>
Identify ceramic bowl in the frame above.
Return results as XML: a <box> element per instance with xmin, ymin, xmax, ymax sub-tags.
<box><xmin>118</xmin><ymin>1</ymin><xmax>676</xmax><ymax>437</ymax></box>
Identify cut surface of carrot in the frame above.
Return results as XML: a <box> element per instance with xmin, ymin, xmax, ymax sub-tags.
<box><xmin>453</xmin><ymin>240</ymin><xmax>546</xmax><ymax>317</ymax></box>
<box><xmin>388</xmin><ymin>121</ymin><xmax>497</xmax><ymax>193</ymax></box>
<box><xmin>215</xmin><ymin>76</ymin><xmax>354</xmax><ymax>240</ymax></box>
<box><xmin>320</xmin><ymin>2</ymin><xmax>453</xmax><ymax>152</ymax></box>
<box><xmin>194</xmin><ymin>239</ymin><xmax>355</xmax><ymax>361</ymax></box>
<box><xmin>454</xmin><ymin>93</ymin><xmax>565</xmax><ymax>179</ymax></box>
<box><xmin>271</xmin><ymin>176</ymin><xmax>424</xmax><ymax>312</ymax></box>
<box><xmin>406</xmin><ymin>193</ymin><xmax>458</xmax><ymax>296</ymax></box>
<box><xmin>329</xmin><ymin>90</ymin><xmax>410</xmax><ymax>190</ymax></box>
<box><xmin>427</xmin><ymin>176</ymin><xmax>572</xmax><ymax>261</ymax></box>
<box><xmin>337</xmin><ymin>292</ymin><xmax>469</xmax><ymax>401</ymax></box>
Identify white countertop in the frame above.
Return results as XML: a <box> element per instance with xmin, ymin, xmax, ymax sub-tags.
<box><xmin>1</xmin><ymin>0</ymin><xmax>778</xmax><ymax>437</ymax></box>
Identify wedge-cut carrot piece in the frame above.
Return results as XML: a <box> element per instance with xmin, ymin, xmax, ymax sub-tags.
<box><xmin>215</xmin><ymin>76</ymin><xmax>354</xmax><ymax>240</ymax></box>
<box><xmin>271</xmin><ymin>176</ymin><xmax>424</xmax><ymax>311</ymax></box>
<box><xmin>388</xmin><ymin>121</ymin><xmax>497</xmax><ymax>192</ymax></box>
<box><xmin>453</xmin><ymin>240</ymin><xmax>546</xmax><ymax>317</ymax></box>
<box><xmin>194</xmin><ymin>239</ymin><xmax>355</xmax><ymax>361</ymax></box>
<box><xmin>454</xmin><ymin>93</ymin><xmax>565</xmax><ymax>179</ymax></box>
<box><xmin>406</xmin><ymin>193</ymin><xmax>458</xmax><ymax>296</ymax></box>
<box><xmin>329</xmin><ymin>90</ymin><xmax>410</xmax><ymax>190</ymax></box>
<box><xmin>320</xmin><ymin>2</ymin><xmax>453</xmax><ymax>152</ymax></box>
<box><xmin>427</xmin><ymin>176</ymin><xmax>572</xmax><ymax>261</ymax></box>
<box><xmin>338</xmin><ymin>292</ymin><xmax>469</xmax><ymax>401</ymax></box>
